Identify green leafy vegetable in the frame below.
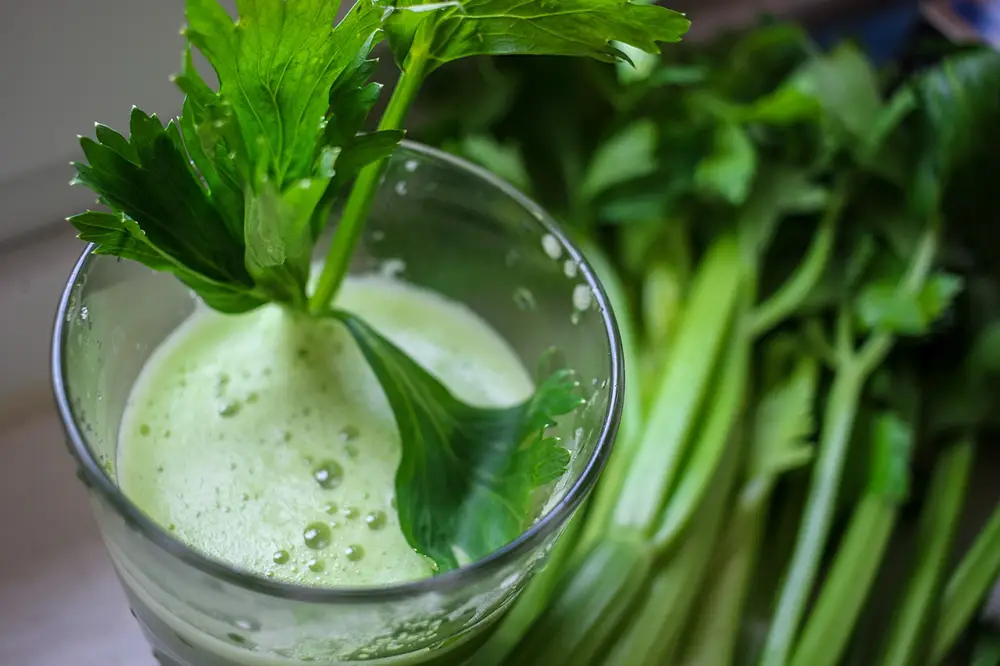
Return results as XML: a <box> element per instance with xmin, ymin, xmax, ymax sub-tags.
<box><xmin>421</xmin><ymin>18</ymin><xmax>1000</xmax><ymax>666</ymax></box>
<box><xmin>330</xmin><ymin>310</ymin><xmax>583</xmax><ymax>570</ymax></box>
<box><xmin>381</xmin><ymin>0</ymin><xmax>691</xmax><ymax>72</ymax></box>
<box><xmin>309</xmin><ymin>0</ymin><xmax>692</xmax><ymax>309</ymax></box>
<box><xmin>580</xmin><ymin>119</ymin><xmax>659</xmax><ymax>201</ymax></box>
<box><xmin>70</xmin><ymin>110</ymin><xmax>267</xmax><ymax>313</ymax></box>
<box><xmin>74</xmin><ymin>0</ymin><xmax>396</xmax><ymax>310</ymax></box>
<box><xmin>694</xmin><ymin>122</ymin><xmax>757</xmax><ymax>205</ymax></box>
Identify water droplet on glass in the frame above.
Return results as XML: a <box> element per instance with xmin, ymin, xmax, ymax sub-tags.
<box><xmin>303</xmin><ymin>523</ymin><xmax>331</xmax><ymax>550</ymax></box>
<box><xmin>571</xmin><ymin>312</ymin><xmax>582</xmax><ymax>326</ymax></box>
<box><xmin>563</xmin><ymin>260</ymin><xmax>579</xmax><ymax>278</ymax></box>
<box><xmin>365</xmin><ymin>510</ymin><xmax>387</xmax><ymax>530</ymax></box>
<box><xmin>572</xmin><ymin>284</ymin><xmax>593</xmax><ymax>312</ymax></box>
<box><xmin>379</xmin><ymin>258</ymin><xmax>406</xmax><ymax>280</ymax></box>
<box><xmin>341</xmin><ymin>506</ymin><xmax>359</xmax><ymax>520</ymax></box>
<box><xmin>218</xmin><ymin>400</ymin><xmax>243</xmax><ymax>418</ymax></box>
<box><xmin>345</xmin><ymin>444</ymin><xmax>359</xmax><ymax>459</ymax></box>
<box><xmin>139</xmin><ymin>424</ymin><xmax>151</xmax><ymax>436</ymax></box>
<box><xmin>404</xmin><ymin>159</ymin><xmax>419</xmax><ymax>173</ymax></box>
<box><xmin>372</xmin><ymin>229</ymin><xmax>385</xmax><ymax>242</ymax></box>
<box><xmin>234</xmin><ymin>619</ymin><xmax>258</xmax><ymax>632</ymax></box>
<box><xmin>307</xmin><ymin>558</ymin><xmax>324</xmax><ymax>573</ymax></box>
<box><xmin>345</xmin><ymin>545</ymin><xmax>365</xmax><ymax>561</ymax></box>
<box><xmin>246</xmin><ymin>392</ymin><xmax>259</xmax><ymax>404</ymax></box>
<box><xmin>323</xmin><ymin>502</ymin><xmax>338</xmax><ymax>515</ymax></box>
<box><xmin>240</xmin><ymin>493</ymin><xmax>250</xmax><ymax>502</ymax></box>
<box><xmin>282</xmin><ymin>430</ymin><xmax>293</xmax><ymax>443</ymax></box>
<box><xmin>313</xmin><ymin>461</ymin><xmax>344</xmax><ymax>489</ymax></box>
<box><xmin>394</xmin><ymin>181</ymin><xmax>408</xmax><ymax>196</ymax></box>
<box><xmin>513</xmin><ymin>287</ymin><xmax>537</xmax><ymax>312</ymax></box>
<box><xmin>79</xmin><ymin>305</ymin><xmax>90</xmax><ymax>321</ymax></box>
<box><xmin>542</xmin><ymin>234</ymin><xmax>563</xmax><ymax>260</ymax></box>
<box><xmin>340</xmin><ymin>426</ymin><xmax>359</xmax><ymax>442</ymax></box>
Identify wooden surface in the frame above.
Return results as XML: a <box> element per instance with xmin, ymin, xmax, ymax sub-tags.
<box><xmin>0</xmin><ymin>407</ymin><xmax>154</xmax><ymax>666</ymax></box>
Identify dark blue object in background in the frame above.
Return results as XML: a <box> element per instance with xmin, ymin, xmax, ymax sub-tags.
<box><xmin>812</xmin><ymin>2</ymin><xmax>922</xmax><ymax>63</ymax></box>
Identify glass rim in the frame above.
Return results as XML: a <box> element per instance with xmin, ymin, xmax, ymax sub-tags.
<box><xmin>51</xmin><ymin>140</ymin><xmax>624</xmax><ymax>604</ymax></box>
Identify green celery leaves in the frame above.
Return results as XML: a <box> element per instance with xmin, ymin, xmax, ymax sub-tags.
<box><xmin>70</xmin><ymin>110</ymin><xmax>268</xmax><ymax>313</ymax></box>
<box><xmin>179</xmin><ymin>0</ymin><xmax>398</xmax><ymax>304</ymax></box>
<box><xmin>381</xmin><ymin>0</ymin><xmax>691</xmax><ymax>72</ymax></box>
<box><xmin>331</xmin><ymin>310</ymin><xmax>584</xmax><ymax>570</ymax></box>
<box><xmin>73</xmin><ymin>0</ymin><xmax>399</xmax><ymax>310</ymax></box>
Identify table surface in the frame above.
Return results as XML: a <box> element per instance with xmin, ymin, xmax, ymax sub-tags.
<box><xmin>0</xmin><ymin>406</ymin><xmax>155</xmax><ymax>666</ymax></box>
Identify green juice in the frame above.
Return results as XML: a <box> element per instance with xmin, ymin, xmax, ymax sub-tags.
<box><xmin>118</xmin><ymin>275</ymin><xmax>534</xmax><ymax>589</ymax></box>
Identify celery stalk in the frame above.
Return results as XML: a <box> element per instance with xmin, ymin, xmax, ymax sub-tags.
<box><xmin>506</xmin><ymin>534</ymin><xmax>653</xmax><ymax>666</ymax></box>
<box><xmin>789</xmin><ymin>497</ymin><xmax>897</xmax><ymax>666</ymax></box>
<box><xmin>881</xmin><ymin>440</ymin><xmax>974</xmax><ymax>666</ymax></box>
<box><xmin>789</xmin><ymin>411</ymin><xmax>912</xmax><ymax>666</ymax></box>
<box><xmin>758</xmin><ymin>363</ymin><xmax>867</xmax><ymax>666</ymax></box>
<box><xmin>653</xmin><ymin>326</ymin><xmax>749</xmax><ymax>553</ymax></box>
<box><xmin>760</xmin><ymin>225</ymin><xmax>941</xmax><ymax>666</ymax></box>
<box><xmin>677</xmin><ymin>484</ymin><xmax>768</xmax><ymax>666</ymax></box>
<box><xmin>602</xmin><ymin>430</ymin><xmax>742</xmax><ymax>666</ymax></box>
<box><xmin>933</xmin><ymin>501</ymin><xmax>1000</xmax><ymax>663</ymax></box>
<box><xmin>575</xmin><ymin>238</ymin><xmax>647</xmax><ymax>556</ymax></box>
<box><xmin>612</xmin><ymin>233</ymin><xmax>744</xmax><ymax>533</ymax></box>
<box><xmin>473</xmin><ymin>510</ymin><xmax>587</xmax><ymax>666</ymax></box>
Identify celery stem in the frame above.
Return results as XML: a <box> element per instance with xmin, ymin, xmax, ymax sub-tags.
<box><xmin>882</xmin><ymin>440</ymin><xmax>974</xmax><ymax>666</ymax></box>
<box><xmin>678</xmin><ymin>483</ymin><xmax>771</xmax><ymax>666</ymax></box>
<box><xmin>751</xmin><ymin>182</ymin><xmax>846</xmax><ymax>336</ymax></box>
<box><xmin>652</xmin><ymin>330</ymin><xmax>748</xmax><ymax>553</ymax></box>
<box><xmin>933</xmin><ymin>500</ymin><xmax>1000</xmax><ymax>663</ymax></box>
<box><xmin>757</xmin><ymin>364</ymin><xmax>865</xmax><ymax>666</ymax></box>
<box><xmin>309</xmin><ymin>54</ymin><xmax>429</xmax><ymax>312</ymax></box>
<box><xmin>611</xmin><ymin>233</ymin><xmax>743</xmax><ymax>533</ymax></box>
<box><xmin>789</xmin><ymin>496</ymin><xmax>897</xmax><ymax>666</ymax></box>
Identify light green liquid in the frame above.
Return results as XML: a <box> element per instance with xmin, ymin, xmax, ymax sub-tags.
<box><xmin>118</xmin><ymin>276</ymin><xmax>533</xmax><ymax>588</ymax></box>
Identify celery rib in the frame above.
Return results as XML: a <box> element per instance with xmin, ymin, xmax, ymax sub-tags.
<box><xmin>751</xmin><ymin>183</ymin><xmax>845</xmax><ymax>336</ymax></box>
<box><xmin>789</xmin><ymin>496</ymin><xmax>897</xmax><ymax>666</ymax></box>
<box><xmin>881</xmin><ymin>440</ymin><xmax>974</xmax><ymax>666</ymax></box>
<box><xmin>473</xmin><ymin>511</ymin><xmax>587</xmax><ymax>666</ymax></box>
<box><xmin>757</xmin><ymin>365</ymin><xmax>865</xmax><ymax>666</ymax></box>
<box><xmin>652</xmin><ymin>331</ymin><xmax>749</xmax><ymax>553</ymax></box>
<box><xmin>506</xmin><ymin>534</ymin><xmax>652</xmax><ymax>666</ymax></box>
<box><xmin>612</xmin><ymin>233</ymin><xmax>744</xmax><ymax>534</ymax></box>
<box><xmin>678</xmin><ymin>484</ymin><xmax>769</xmax><ymax>666</ymax></box>
<box><xmin>603</xmin><ymin>436</ymin><xmax>742</xmax><ymax>666</ymax></box>
<box><xmin>575</xmin><ymin>238</ymin><xmax>647</xmax><ymax>556</ymax></box>
<box><xmin>933</xmin><ymin>501</ymin><xmax>1000</xmax><ymax>663</ymax></box>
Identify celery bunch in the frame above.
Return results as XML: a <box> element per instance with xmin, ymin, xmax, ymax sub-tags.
<box><xmin>422</xmin><ymin>22</ymin><xmax>1000</xmax><ymax>666</ymax></box>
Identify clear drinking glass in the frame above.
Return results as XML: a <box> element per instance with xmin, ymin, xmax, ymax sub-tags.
<box><xmin>52</xmin><ymin>142</ymin><xmax>623</xmax><ymax>666</ymax></box>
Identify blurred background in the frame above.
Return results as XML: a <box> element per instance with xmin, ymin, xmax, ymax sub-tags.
<box><xmin>0</xmin><ymin>1</ymin><xmax>986</xmax><ymax>665</ymax></box>
<box><xmin>0</xmin><ymin>0</ymin><xmax>918</xmax><ymax>423</ymax></box>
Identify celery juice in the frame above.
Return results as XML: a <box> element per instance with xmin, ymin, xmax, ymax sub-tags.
<box><xmin>117</xmin><ymin>275</ymin><xmax>534</xmax><ymax>588</ymax></box>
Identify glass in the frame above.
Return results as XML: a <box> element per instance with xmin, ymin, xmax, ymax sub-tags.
<box><xmin>52</xmin><ymin>142</ymin><xmax>623</xmax><ymax>665</ymax></box>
